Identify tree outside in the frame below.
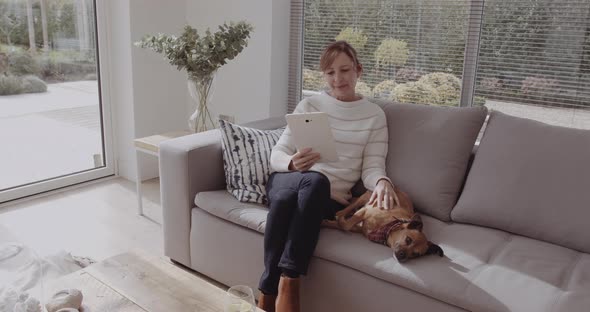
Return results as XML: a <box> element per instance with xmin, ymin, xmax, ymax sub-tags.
<box><xmin>374</xmin><ymin>38</ymin><xmax>409</xmax><ymax>79</ymax></box>
<box><xmin>335</xmin><ymin>27</ymin><xmax>368</xmax><ymax>52</ymax></box>
<box><xmin>0</xmin><ymin>0</ymin><xmax>97</xmax><ymax>96</ymax></box>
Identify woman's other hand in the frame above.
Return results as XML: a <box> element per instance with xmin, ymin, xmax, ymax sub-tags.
<box><xmin>289</xmin><ymin>147</ymin><xmax>321</xmax><ymax>171</ymax></box>
<box><xmin>369</xmin><ymin>179</ymin><xmax>399</xmax><ymax>210</ymax></box>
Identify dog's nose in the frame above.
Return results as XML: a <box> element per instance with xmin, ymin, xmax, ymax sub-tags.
<box><xmin>396</xmin><ymin>251</ymin><xmax>407</xmax><ymax>262</ymax></box>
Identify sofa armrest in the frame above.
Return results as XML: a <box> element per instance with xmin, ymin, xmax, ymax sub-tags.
<box><xmin>159</xmin><ymin>129</ymin><xmax>225</xmax><ymax>266</ymax></box>
<box><xmin>159</xmin><ymin>116</ymin><xmax>286</xmax><ymax>266</ymax></box>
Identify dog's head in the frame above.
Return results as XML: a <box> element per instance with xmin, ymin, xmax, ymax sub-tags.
<box><xmin>387</xmin><ymin>214</ymin><xmax>444</xmax><ymax>263</ymax></box>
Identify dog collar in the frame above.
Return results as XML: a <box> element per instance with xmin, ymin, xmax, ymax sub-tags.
<box><xmin>367</xmin><ymin>219</ymin><xmax>406</xmax><ymax>246</ymax></box>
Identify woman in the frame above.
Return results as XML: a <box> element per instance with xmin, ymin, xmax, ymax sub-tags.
<box><xmin>257</xmin><ymin>41</ymin><xmax>396</xmax><ymax>312</ymax></box>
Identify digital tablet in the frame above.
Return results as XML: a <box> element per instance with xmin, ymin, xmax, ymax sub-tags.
<box><xmin>285</xmin><ymin>112</ymin><xmax>339</xmax><ymax>162</ymax></box>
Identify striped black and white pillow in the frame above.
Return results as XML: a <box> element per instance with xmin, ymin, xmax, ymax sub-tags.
<box><xmin>218</xmin><ymin>119</ymin><xmax>285</xmax><ymax>204</ymax></box>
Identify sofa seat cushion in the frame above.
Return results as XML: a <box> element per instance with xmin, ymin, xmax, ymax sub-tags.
<box><xmin>195</xmin><ymin>190</ymin><xmax>590</xmax><ymax>312</ymax></box>
<box><xmin>317</xmin><ymin>217</ymin><xmax>590</xmax><ymax>312</ymax></box>
<box><xmin>195</xmin><ymin>190</ymin><xmax>269</xmax><ymax>233</ymax></box>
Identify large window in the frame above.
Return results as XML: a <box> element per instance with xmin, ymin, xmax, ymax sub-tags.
<box><xmin>303</xmin><ymin>0</ymin><xmax>473</xmax><ymax>105</ymax></box>
<box><xmin>0</xmin><ymin>0</ymin><xmax>114</xmax><ymax>203</ymax></box>
<box><xmin>297</xmin><ymin>0</ymin><xmax>590</xmax><ymax>129</ymax></box>
<box><xmin>474</xmin><ymin>0</ymin><xmax>590</xmax><ymax>127</ymax></box>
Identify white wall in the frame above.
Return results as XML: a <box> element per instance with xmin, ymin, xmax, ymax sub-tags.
<box><xmin>107</xmin><ymin>0</ymin><xmax>290</xmax><ymax>181</ymax></box>
<box><xmin>129</xmin><ymin>0</ymin><xmax>189</xmax><ymax>180</ymax></box>
<box><xmin>185</xmin><ymin>0</ymin><xmax>290</xmax><ymax>123</ymax></box>
<box><xmin>107</xmin><ymin>0</ymin><xmax>189</xmax><ymax>181</ymax></box>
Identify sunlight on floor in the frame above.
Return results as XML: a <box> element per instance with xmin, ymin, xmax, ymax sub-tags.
<box><xmin>0</xmin><ymin>177</ymin><xmax>163</xmax><ymax>262</ymax></box>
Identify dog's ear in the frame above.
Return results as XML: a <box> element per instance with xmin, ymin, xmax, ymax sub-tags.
<box><xmin>407</xmin><ymin>214</ymin><xmax>423</xmax><ymax>231</ymax></box>
<box><xmin>426</xmin><ymin>242</ymin><xmax>444</xmax><ymax>257</ymax></box>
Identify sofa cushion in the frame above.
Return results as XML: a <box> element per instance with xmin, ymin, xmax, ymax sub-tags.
<box><xmin>451</xmin><ymin>111</ymin><xmax>590</xmax><ymax>253</ymax></box>
<box><xmin>315</xmin><ymin>216</ymin><xmax>590</xmax><ymax>312</ymax></box>
<box><xmin>218</xmin><ymin>119</ymin><xmax>284</xmax><ymax>204</ymax></box>
<box><xmin>373</xmin><ymin>100</ymin><xmax>487</xmax><ymax>221</ymax></box>
<box><xmin>195</xmin><ymin>190</ymin><xmax>590</xmax><ymax>312</ymax></box>
<box><xmin>195</xmin><ymin>190</ymin><xmax>268</xmax><ymax>233</ymax></box>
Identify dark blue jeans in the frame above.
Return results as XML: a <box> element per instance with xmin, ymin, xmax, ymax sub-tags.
<box><xmin>258</xmin><ymin>171</ymin><xmax>345</xmax><ymax>295</ymax></box>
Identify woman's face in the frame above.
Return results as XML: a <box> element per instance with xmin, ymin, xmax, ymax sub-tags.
<box><xmin>323</xmin><ymin>52</ymin><xmax>362</xmax><ymax>101</ymax></box>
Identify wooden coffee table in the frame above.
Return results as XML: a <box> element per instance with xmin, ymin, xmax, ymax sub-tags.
<box><xmin>46</xmin><ymin>250</ymin><xmax>263</xmax><ymax>311</ymax></box>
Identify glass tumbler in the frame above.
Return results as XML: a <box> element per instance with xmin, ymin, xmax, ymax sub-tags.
<box><xmin>223</xmin><ymin>285</ymin><xmax>256</xmax><ymax>312</ymax></box>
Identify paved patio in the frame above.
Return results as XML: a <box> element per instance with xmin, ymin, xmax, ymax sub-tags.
<box><xmin>0</xmin><ymin>81</ymin><xmax>101</xmax><ymax>190</ymax></box>
<box><xmin>486</xmin><ymin>100</ymin><xmax>590</xmax><ymax>130</ymax></box>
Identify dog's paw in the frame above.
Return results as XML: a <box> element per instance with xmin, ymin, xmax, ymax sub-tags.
<box><xmin>337</xmin><ymin>217</ymin><xmax>355</xmax><ymax>232</ymax></box>
<box><xmin>335</xmin><ymin>210</ymin><xmax>347</xmax><ymax>219</ymax></box>
<box><xmin>321</xmin><ymin>220</ymin><xmax>339</xmax><ymax>229</ymax></box>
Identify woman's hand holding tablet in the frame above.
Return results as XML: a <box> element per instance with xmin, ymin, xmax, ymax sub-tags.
<box><xmin>285</xmin><ymin>112</ymin><xmax>339</xmax><ymax>163</ymax></box>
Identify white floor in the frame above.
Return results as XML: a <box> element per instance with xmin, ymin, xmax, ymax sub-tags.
<box><xmin>0</xmin><ymin>177</ymin><xmax>163</xmax><ymax>262</ymax></box>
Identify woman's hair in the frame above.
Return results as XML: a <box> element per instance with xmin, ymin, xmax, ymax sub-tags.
<box><xmin>319</xmin><ymin>41</ymin><xmax>361</xmax><ymax>72</ymax></box>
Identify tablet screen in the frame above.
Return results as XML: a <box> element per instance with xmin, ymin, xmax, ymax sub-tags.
<box><xmin>285</xmin><ymin>112</ymin><xmax>339</xmax><ymax>162</ymax></box>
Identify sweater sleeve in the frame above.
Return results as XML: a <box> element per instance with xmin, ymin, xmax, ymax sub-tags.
<box><xmin>361</xmin><ymin>110</ymin><xmax>391</xmax><ymax>190</ymax></box>
<box><xmin>270</xmin><ymin>100</ymin><xmax>306</xmax><ymax>172</ymax></box>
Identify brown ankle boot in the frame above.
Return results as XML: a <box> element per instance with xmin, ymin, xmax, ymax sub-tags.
<box><xmin>257</xmin><ymin>292</ymin><xmax>277</xmax><ymax>312</ymax></box>
<box><xmin>275</xmin><ymin>275</ymin><xmax>300</xmax><ymax>312</ymax></box>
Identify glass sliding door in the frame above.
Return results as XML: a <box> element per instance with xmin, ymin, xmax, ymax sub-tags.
<box><xmin>0</xmin><ymin>0</ymin><xmax>113</xmax><ymax>203</ymax></box>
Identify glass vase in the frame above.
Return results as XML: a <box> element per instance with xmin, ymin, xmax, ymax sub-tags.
<box><xmin>187</xmin><ymin>73</ymin><xmax>216</xmax><ymax>133</ymax></box>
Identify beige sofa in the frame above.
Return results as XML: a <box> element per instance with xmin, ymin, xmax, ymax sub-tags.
<box><xmin>159</xmin><ymin>99</ymin><xmax>590</xmax><ymax>312</ymax></box>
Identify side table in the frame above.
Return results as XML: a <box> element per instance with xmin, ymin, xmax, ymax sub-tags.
<box><xmin>133</xmin><ymin>131</ymin><xmax>191</xmax><ymax>216</ymax></box>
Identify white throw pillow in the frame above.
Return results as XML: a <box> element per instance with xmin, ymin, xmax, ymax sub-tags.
<box><xmin>218</xmin><ymin>119</ymin><xmax>284</xmax><ymax>204</ymax></box>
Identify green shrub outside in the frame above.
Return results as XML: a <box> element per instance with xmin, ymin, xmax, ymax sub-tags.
<box><xmin>372</xmin><ymin>80</ymin><xmax>396</xmax><ymax>98</ymax></box>
<box><xmin>395</xmin><ymin>68</ymin><xmax>423</xmax><ymax>83</ymax></box>
<box><xmin>391</xmin><ymin>81</ymin><xmax>440</xmax><ymax>104</ymax></box>
<box><xmin>0</xmin><ymin>53</ymin><xmax>7</xmax><ymax>74</ymax></box>
<box><xmin>0</xmin><ymin>44</ymin><xmax>20</xmax><ymax>51</ymax></box>
<box><xmin>416</xmin><ymin>72</ymin><xmax>462</xmax><ymax>106</ymax></box>
<box><xmin>521</xmin><ymin>76</ymin><xmax>559</xmax><ymax>98</ymax></box>
<box><xmin>375</xmin><ymin>39</ymin><xmax>409</xmax><ymax>68</ymax></box>
<box><xmin>60</xmin><ymin>62</ymin><xmax>95</xmax><ymax>75</ymax></box>
<box><xmin>22</xmin><ymin>75</ymin><xmax>47</xmax><ymax>93</ymax></box>
<box><xmin>7</xmin><ymin>51</ymin><xmax>41</xmax><ymax>76</ymax></box>
<box><xmin>0</xmin><ymin>74</ymin><xmax>47</xmax><ymax>95</ymax></box>
<box><xmin>437</xmin><ymin>95</ymin><xmax>487</xmax><ymax>107</ymax></box>
<box><xmin>355</xmin><ymin>81</ymin><xmax>371</xmax><ymax>96</ymax></box>
<box><xmin>84</xmin><ymin>73</ymin><xmax>97</xmax><ymax>80</ymax></box>
<box><xmin>418</xmin><ymin>72</ymin><xmax>461</xmax><ymax>91</ymax></box>
<box><xmin>0</xmin><ymin>45</ymin><xmax>96</xmax><ymax>82</ymax></box>
<box><xmin>335</xmin><ymin>27</ymin><xmax>368</xmax><ymax>52</ymax></box>
<box><xmin>0</xmin><ymin>74</ymin><xmax>24</xmax><ymax>95</ymax></box>
<box><xmin>480</xmin><ymin>77</ymin><xmax>502</xmax><ymax>92</ymax></box>
<box><xmin>473</xmin><ymin>96</ymin><xmax>486</xmax><ymax>106</ymax></box>
<box><xmin>38</xmin><ymin>55</ymin><xmax>96</xmax><ymax>82</ymax></box>
<box><xmin>39</xmin><ymin>57</ymin><xmax>63</xmax><ymax>81</ymax></box>
<box><xmin>435</xmin><ymin>83</ymin><xmax>460</xmax><ymax>106</ymax></box>
<box><xmin>303</xmin><ymin>68</ymin><xmax>326</xmax><ymax>91</ymax></box>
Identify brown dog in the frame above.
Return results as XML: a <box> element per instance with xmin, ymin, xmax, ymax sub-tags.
<box><xmin>323</xmin><ymin>189</ymin><xmax>443</xmax><ymax>262</ymax></box>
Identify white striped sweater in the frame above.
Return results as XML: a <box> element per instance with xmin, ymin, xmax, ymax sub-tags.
<box><xmin>271</xmin><ymin>94</ymin><xmax>391</xmax><ymax>204</ymax></box>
